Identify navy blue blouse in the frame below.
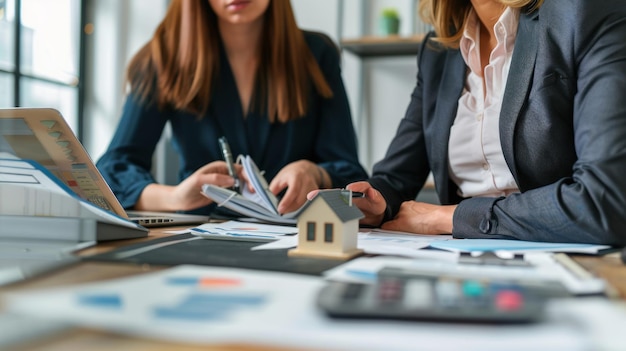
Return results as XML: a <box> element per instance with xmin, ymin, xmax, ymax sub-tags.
<box><xmin>96</xmin><ymin>31</ymin><xmax>367</xmax><ymax>214</ymax></box>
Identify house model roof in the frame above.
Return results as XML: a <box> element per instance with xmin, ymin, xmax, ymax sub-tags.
<box><xmin>298</xmin><ymin>190</ymin><xmax>364</xmax><ymax>222</ymax></box>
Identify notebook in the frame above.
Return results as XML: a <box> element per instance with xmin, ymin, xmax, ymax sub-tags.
<box><xmin>0</xmin><ymin>108</ymin><xmax>209</xmax><ymax>227</ymax></box>
<box><xmin>201</xmin><ymin>155</ymin><xmax>304</xmax><ymax>225</ymax></box>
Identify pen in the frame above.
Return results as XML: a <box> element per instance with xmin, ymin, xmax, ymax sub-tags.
<box><xmin>341</xmin><ymin>189</ymin><xmax>365</xmax><ymax>198</ymax></box>
<box><xmin>218</xmin><ymin>136</ymin><xmax>240</xmax><ymax>193</ymax></box>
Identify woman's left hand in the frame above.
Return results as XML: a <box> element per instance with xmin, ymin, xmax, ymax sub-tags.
<box><xmin>269</xmin><ymin>160</ymin><xmax>325</xmax><ymax>214</ymax></box>
<box><xmin>381</xmin><ymin>201</ymin><xmax>457</xmax><ymax>235</ymax></box>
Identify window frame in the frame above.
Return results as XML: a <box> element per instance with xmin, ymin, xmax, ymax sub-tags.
<box><xmin>306</xmin><ymin>222</ymin><xmax>316</xmax><ymax>241</ymax></box>
<box><xmin>324</xmin><ymin>223</ymin><xmax>334</xmax><ymax>243</ymax></box>
<box><xmin>0</xmin><ymin>0</ymin><xmax>87</xmax><ymax>139</ymax></box>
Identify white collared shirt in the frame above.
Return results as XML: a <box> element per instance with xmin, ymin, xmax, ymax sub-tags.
<box><xmin>448</xmin><ymin>7</ymin><xmax>521</xmax><ymax>198</ymax></box>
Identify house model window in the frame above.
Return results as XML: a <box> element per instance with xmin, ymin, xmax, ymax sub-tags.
<box><xmin>289</xmin><ymin>189</ymin><xmax>364</xmax><ymax>260</ymax></box>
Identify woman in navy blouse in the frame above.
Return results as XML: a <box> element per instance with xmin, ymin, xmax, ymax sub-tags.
<box><xmin>97</xmin><ymin>0</ymin><xmax>367</xmax><ymax>215</ymax></box>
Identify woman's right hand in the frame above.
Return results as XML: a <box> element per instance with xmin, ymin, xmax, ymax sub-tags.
<box><xmin>170</xmin><ymin>161</ymin><xmax>239</xmax><ymax>211</ymax></box>
<box><xmin>308</xmin><ymin>181</ymin><xmax>387</xmax><ymax>227</ymax></box>
<box><xmin>345</xmin><ymin>181</ymin><xmax>387</xmax><ymax>227</ymax></box>
<box><xmin>137</xmin><ymin>161</ymin><xmax>240</xmax><ymax>212</ymax></box>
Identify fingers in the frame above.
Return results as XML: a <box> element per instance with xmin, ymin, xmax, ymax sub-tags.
<box><xmin>346</xmin><ymin>181</ymin><xmax>382</xmax><ymax>202</ymax></box>
<box><xmin>306</xmin><ymin>189</ymin><xmax>320</xmax><ymax>200</ymax></box>
<box><xmin>343</xmin><ymin>181</ymin><xmax>387</xmax><ymax>226</ymax></box>
<box><xmin>270</xmin><ymin>163</ymin><xmax>317</xmax><ymax>213</ymax></box>
<box><xmin>380</xmin><ymin>219</ymin><xmax>402</xmax><ymax>232</ymax></box>
<box><xmin>194</xmin><ymin>161</ymin><xmax>249</xmax><ymax>190</ymax></box>
<box><xmin>196</xmin><ymin>161</ymin><xmax>228</xmax><ymax>174</ymax></box>
<box><xmin>274</xmin><ymin>178</ymin><xmax>308</xmax><ymax>214</ymax></box>
<box><xmin>345</xmin><ymin>181</ymin><xmax>371</xmax><ymax>192</ymax></box>
<box><xmin>196</xmin><ymin>173</ymin><xmax>235</xmax><ymax>188</ymax></box>
<box><xmin>348</xmin><ymin>182</ymin><xmax>383</xmax><ymax>209</ymax></box>
<box><xmin>268</xmin><ymin>176</ymin><xmax>288</xmax><ymax>196</ymax></box>
<box><xmin>277</xmin><ymin>187</ymin><xmax>306</xmax><ymax>214</ymax></box>
<box><xmin>172</xmin><ymin>161</ymin><xmax>243</xmax><ymax>211</ymax></box>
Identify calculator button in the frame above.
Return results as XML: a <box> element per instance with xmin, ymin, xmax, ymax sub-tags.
<box><xmin>435</xmin><ymin>279</ymin><xmax>460</xmax><ymax>307</ymax></box>
<box><xmin>462</xmin><ymin>280</ymin><xmax>484</xmax><ymax>297</ymax></box>
<box><xmin>378</xmin><ymin>278</ymin><xmax>403</xmax><ymax>302</ymax></box>
<box><xmin>495</xmin><ymin>290</ymin><xmax>523</xmax><ymax>311</ymax></box>
<box><xmin>342</xmin><ymin>283</ymin><xmax>364</xmax><ymax>300</ymax></box>
<box><xmin>403</xmin><ymin>279</ymin><xmax>432</xmax><ymax>309</ymax></box>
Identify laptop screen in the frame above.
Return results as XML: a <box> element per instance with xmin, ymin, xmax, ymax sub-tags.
<box><xmin>0</xmin><ymin>108</ymin><xmax>129</xmax><ymax>218</ymax></box>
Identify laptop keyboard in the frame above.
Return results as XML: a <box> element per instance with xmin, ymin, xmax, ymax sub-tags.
<box><xmin>87</xmin><ymin>195</ymin><xmax>113</xmax><ymax>211</ymax></box>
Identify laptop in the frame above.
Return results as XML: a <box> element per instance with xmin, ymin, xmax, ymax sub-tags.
<box><xmin>0</xmin><ymin>108</ymin><xmax>209</xmax><ymax>227</ymax></box>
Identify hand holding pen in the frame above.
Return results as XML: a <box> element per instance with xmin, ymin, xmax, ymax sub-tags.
<box><xmin>306</xmin><ymin>182</ymin><xmax>385</xmax><ymax>226</ymax></box>
<box><xmin>218</xmin><ymin>136</ymin><xmax>240</xmax><ymax>193</ymax></box>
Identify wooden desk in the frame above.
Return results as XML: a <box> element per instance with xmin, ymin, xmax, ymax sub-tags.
<box><xmin>77</xmin><ymin>226</ymin><xmax>182</xmax><ymax>256</ymax></box>
<box><xmin>2</xmin><ymin>228</ymin><xmax>626</xmax><ymax>350</ymax></box>
<box><xmin>572</xmin><ymin>252</ymin><xmax>626</xmax><ymax>298</ymax></box>
<box><xmin>2</xmin><ymin>227</ymin><xmax>297</xmax><ymax>351</ymax></box>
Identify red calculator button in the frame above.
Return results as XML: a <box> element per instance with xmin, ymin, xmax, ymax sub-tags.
<box><xmin>495</xmin><ymin>290</ymin><xmax>523</xmax><ymax>311</ymax></box>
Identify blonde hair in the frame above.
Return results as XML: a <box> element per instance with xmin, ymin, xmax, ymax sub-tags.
<box><xmin>418</xmin><ymin>0</ymin><xmax>543</xmax><ymax>48</ymax></box>
<box><xmin>126</xmin><ymin>0</ymin><xmax>333</xmax><ymax>123</ymax></box>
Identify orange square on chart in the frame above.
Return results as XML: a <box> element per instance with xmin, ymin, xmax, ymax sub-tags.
<box><xmin>198</xmin><ymin>278</ymin><xmax>242</xmax><ymax>287</ymax></box>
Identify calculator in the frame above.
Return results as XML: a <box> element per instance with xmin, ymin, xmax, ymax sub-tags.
<box><xmin>317</xmin><ymin>267</ymin><xmax>548</xmax><ymax>323</ymax></box>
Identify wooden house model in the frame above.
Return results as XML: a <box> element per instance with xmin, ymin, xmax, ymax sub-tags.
<box><xmin>288</xmin><ymin>189</ymin><xmax>364</xmax><ymax>260</ymax></box>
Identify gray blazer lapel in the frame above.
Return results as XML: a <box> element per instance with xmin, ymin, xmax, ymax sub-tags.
<box><xmin>500</xmin><ymin>11</ymin><xmax>539</xmax><ymax>182</ymax></box>
<box><xmin>431</xmin><ymin>50</ymin><xmax>466</xmax><ymax>200</ymax></box>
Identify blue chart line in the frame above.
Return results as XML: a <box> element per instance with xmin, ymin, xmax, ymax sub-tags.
<box><xmin>167</xmin><ymin>277</ymin><xmax>202</xmax><ymax>286</ymax></box>
<box><xmin>345</xmin><ymin>269</ymin><xmax>377</xmax><ymax>281</ymax></box>
<box><xmin>153</xmin><ymin>293</ymin><xmax>267</xmax><ymax>321</ymax></box>
<box><xmin>77</xmin><ymin>294</ymin><xmax>123</xmax><ymax>310</ymax></box>
<box><xmin>361</xmin><ymin>237</ymin><xmax>414</xmax><ymax>243</ymax></box>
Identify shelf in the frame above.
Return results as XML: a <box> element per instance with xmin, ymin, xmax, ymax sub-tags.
<box><xmin>340</xmin><ymin>34</ymin><xmax>425</xmax><ymax>58</ymax></box>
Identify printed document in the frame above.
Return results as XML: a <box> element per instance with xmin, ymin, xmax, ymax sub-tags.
<box><xmin>0</xmin><ymin>158</ymin><xmax>142</xmax><ymax>229</ymax></box>
<box><xmin>4</xmin><ymin>265</ymin><xmax>600</xmax><ymax>351</ymax></box>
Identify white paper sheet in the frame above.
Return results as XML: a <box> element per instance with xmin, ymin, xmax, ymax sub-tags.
<box><xmin>430</xmin><ymin>239</ymin><xmax>611</xmax><ymax>254</ymax></box>
<box><xmin>190</xmin><ymin>220</ymin><xmax>297</xmax><ymax>242</ymax></box>
<box><xmin>252</xmin><ymin>229</ymin><xmax>453</xmax><ymax>257</ymax></box>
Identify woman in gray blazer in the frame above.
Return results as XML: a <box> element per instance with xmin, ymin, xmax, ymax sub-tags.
<box><xmin>346</xmin><ymin>0</ymin><xmax>626</xmax><ymax>245</ymax></box>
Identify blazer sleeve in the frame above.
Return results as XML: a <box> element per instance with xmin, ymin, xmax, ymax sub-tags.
<box><xmin>96</xmin><ymin>93</ymin><xmax>168</xmax><ymax>209</ymax></box>
<box><xmin>308</xmin><ymin>33</ymin><xmax>368</xmax><ymax>187</ymax></box>
<box><xmin>453</xmin><ymin>2</ymin><xmax>626</xmax><ymax>245</ymax></box>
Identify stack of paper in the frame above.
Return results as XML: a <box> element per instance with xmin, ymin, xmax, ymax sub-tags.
<box><xmin>0</xmin><ymin>158</ymin><xmax>148</xmax><ymax>241</ymax></box>
<box><xmin>429</xmin><ymin>239</ymin><xmax>611</xmax><ymax>254</ymax></box>
<box><xmin>190</xmin><ymin>220</ymin><xmax>297</xmax><ymax>242</ymax></box>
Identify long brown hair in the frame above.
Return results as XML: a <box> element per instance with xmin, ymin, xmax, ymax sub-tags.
<box><xmin>126</xmin><ymin>0</ymin><xmax>333</xmax><ymax>123</ymax></box>
<box><xmin>418</xmin><ymin>0</ymin><xmax>544</xmax><ymax>48</ymax></box>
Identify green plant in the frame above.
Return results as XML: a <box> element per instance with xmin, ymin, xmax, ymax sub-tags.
<box><xmin>379</xmin><ymin>8</ymin><xmax>400</xmax><ymax>36</ymax></box>
<box><xmin>381</xmin><ymin>8</ymin><xmax>399</xmax><ymax>19</ymax></box>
